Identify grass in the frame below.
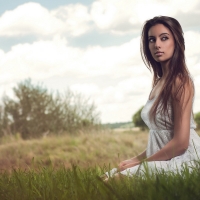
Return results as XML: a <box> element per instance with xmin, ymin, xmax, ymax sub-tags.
<box><xmin>0</xmin><ymin>129</ymin><xmax>200</xmax><ymax>199</ymax></box>
<box><xmin>1</xmin><ymin>162</ymin><xmax>200</xmax><ymax>200</ymax></box>
<box><xmin>0</xmin><ymin>129</ymin><xmax>148</xmax><ymax>171</ymax></box>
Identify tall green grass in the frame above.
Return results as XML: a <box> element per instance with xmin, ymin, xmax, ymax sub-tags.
<box><xmin>0</xmin><ymin>162</ymin><xmax>200</xmax><ymax>200</ymax></box>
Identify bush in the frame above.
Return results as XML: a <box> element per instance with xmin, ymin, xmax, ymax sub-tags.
<box><xmin>132</xmin><ymin>106</ymin><xmax>148</xmax><ymax>131</ymax></box>
<box><xmin>195</xmin><ymin>112</ymin><xmax>200</xmax><ymax>130</ymax></box>
<box><xmin>1</xmin><ymin>79</ymin><xmax>100</xmax><ymax>139</ymax></box>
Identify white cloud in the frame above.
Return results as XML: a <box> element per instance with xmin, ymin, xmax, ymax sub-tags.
<box><xmin>0</xmin><ymin>2</ymin><xmax>92</xmax><ymax>38</ymax></box>
<box><xmin>0</xmin><ymin>36</ymin><xmax>142</xmax><ymax>83</ymax></box>
<box><xmin>90</xmin><ymin>0</ymin><xmax>200</xmax><ymax>35</ymax></box>
<box><xmin>185</xmin><ymin>31</ymin><xmax>200</xmax><ymax>78</ymax></box>
<box><xmin>0</xmin><ymin>49</ymin><xmax>5</xmax><ymax>58</ymax></box>
<box><xmin>0</xmin><ymin>39</ymin><xmax>81</xmax><ymax>82</ymax></box>
<box><xmin>90</xmin><ymin>0</ymin><xmax>141</xmax><ymax>35</ymax></box>
<box><xmin>0</xmin><ymin>0</ymin><xmax>199</xmax><ymax>39</ymax></box>
<box><xmin>170</xmin><ymin>0</ymin><xmax>200</xmax><ymax>13</ymax></box>
<box><xmin>51</xmin><ymin>3</ymin><xmax>92</xmax><ymax>37</ymax></box>
<box><xmin>0</xmin><ymin>3</ymin><xmax>62</xmax><ymax>37</ymax></box>
<box><xmin>70</xmin><ymin>83</ymin><xmax>100</xmax><ymax>97</ymax></box>
<box><xmin>185</xmin><ymin>31</ymin><xmax>200</xmax><ymax>57</ymax></box>
<box><xmin>69</xmin><ymin>76</ymin><xmax>152</xmax><ymax>123</ymax></box>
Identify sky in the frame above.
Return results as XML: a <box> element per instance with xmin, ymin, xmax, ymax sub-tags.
<box><xmin>0</xmin><ymin>0</ymin><xmax>200</xmax><ymax>123</ymax></box>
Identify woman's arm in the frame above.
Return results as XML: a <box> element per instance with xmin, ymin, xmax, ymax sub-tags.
<box><xmin>119</xmin><ymin>77</ymin><xmax>194</xmax><ymax>171</ymax></box>
<box><xmin>134</xmin><ymin>149</ymin><xmax>147</xmax><ymax>161</ymax></box>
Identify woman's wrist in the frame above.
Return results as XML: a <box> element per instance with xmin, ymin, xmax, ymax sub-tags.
<box><xmin>131</xmin><ymin>157</ymin><xmax>141</xmax><ymax>165</ymax></box>
<box><xmin>130</xmin><ymin>157</ymin><xmax>139</xmax><ymax>161</ymax></box>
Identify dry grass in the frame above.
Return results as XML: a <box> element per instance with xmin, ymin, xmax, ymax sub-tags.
<box><xmin>0</xmin><ymin>129</ymin><xmax>199</xmax><ymax>172</ymax></box>
<box><xmin>0</xmin><ymin>130</ymin><xmax>148</xmax><ymax>171</ymax></box>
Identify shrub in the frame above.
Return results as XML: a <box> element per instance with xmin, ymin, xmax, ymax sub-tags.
<box><xmin>195</xmin><ymin>112</ymin><xmax>200</xmax><ymax>130</ymax></box>
<box><xmin>2</xmin><ymin>79</ymin><xmax>100</xmax><ymax>139</ymax></box>
<box><xmin>132</xmin><ymin>106</ymin><xmax>148</xmax><ymax>131</ymax></box>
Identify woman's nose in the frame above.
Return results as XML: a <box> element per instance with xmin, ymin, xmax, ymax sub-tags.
<box><xmin>155</xmin><ymin>39</ymin><xmax>161</xmax><ymax>49</ymax></box>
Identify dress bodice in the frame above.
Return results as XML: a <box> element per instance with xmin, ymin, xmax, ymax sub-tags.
<box><xmin>141</xmin><ymin>96</ymin><xmax>196</xmax><ymax>131</ymax></box>
<box><xmin>141</xmin><ymin>82</ymin><xmax>197</xmax><ymax>158</ymax></box>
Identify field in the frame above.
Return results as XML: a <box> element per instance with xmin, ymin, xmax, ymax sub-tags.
<box><xmin>0</xmin><ymin>129</ymin><xmax>148</xmax><ymax>171</ymax></box>
<box><xmin>0</xmin><ymin>129</ymin><xmax>200</xmax><ymax>200</ymax></box>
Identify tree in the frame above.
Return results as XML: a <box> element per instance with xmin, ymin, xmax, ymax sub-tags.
<box><xmin>195</xmin><ymin>112</ymin><xmax>200</xmax><ymax>130</ymax></box>
<box><xmin>132</xmin><ymin>106</ymin><xmax>148</xmax><ymax>131</ymax></box>
<box><xmin>2</xmin><ymin>79</ymin><xmax>100</xmax><ymax>139</ymax></box>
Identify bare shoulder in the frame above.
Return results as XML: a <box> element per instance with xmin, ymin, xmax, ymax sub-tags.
<box><xmin>172</xmin><ymin>75</ymin><xmax>194</xmax><ymax>104</ymax></box>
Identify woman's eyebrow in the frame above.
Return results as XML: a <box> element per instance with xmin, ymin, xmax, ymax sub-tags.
<box><xmin>148</xmin><ymin>33</ymin><xmax>170</xmax><ymax>38</ymax></box>
<box><xmin>159</xmin><ymin>33</ymin><xmax>170</xmax><ymax>36</ymax></box>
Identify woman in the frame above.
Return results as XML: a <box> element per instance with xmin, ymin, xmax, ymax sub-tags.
<box><xmin>103</xmin><ymin>16</ymin><xmax>200</xmax><ymax>181</ymax></box>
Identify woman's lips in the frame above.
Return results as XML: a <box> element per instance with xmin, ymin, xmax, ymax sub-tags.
<box><xmin>155</xmin><ymin>52</ymin><xmax>163</xmax><ymax>56</ymax></box>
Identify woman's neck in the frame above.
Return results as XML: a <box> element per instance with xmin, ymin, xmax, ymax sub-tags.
<box><xmin>160</xmin><ymin>60</ymin><xmax>170</xmax><ymax>81</ymax></box>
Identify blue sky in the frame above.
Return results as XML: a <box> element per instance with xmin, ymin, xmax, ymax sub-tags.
<box><xmin>0</xmin><ymin>0</ymin><xmax>200</xmax><ymax>123</ymax></box>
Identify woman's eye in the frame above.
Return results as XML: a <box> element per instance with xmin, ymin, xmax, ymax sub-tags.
<box><xmin>161</xmin><ymin>37</ymin><xmax>168</xmax><ymax>41</ymax></box>
<box><xmin>148</xmin><ymin>38</ymin><xmax>155</xmax><ymax>43</ymax></box>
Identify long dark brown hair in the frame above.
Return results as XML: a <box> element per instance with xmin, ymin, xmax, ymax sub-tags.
<box><xmin>140</xmin><ymin>16</ymin><xmax>193</xmax><ymax>126</ymax></box>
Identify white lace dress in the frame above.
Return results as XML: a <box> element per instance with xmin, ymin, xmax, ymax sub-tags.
<box><xmin>106</xmin><ymin>80</ymin><xmax>200</xmax><ymax>177</ymax></box>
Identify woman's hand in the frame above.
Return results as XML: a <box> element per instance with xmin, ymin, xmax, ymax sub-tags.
<box><xmin>118</xmin><ymin>158</ymin><xmax>140</xmax><ymax>171</ymax></box>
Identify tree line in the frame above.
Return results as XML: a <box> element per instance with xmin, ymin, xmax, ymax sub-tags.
<box><xmin>0</xmin><ymin>79</ymin><xmax>100</xmax><ymax>139</ymax></box>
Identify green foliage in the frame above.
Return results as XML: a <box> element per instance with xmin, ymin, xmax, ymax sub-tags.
<box><xmin>132</xmin><ymin>106</ymin><xmax>148</xmax><ymax>131</ymax></box>
<box><xmin>1</xmin><ymin>163</ymin><xmax>200</xmax><ymax>199</ymax></box>
<box><xmin>103</xmin><ymin>122</ymin><xmax>134</xmax><ymax>129</ymax></box>
<box><xmin>1</xmin><ymin>79</ymin><xmax>100</xmax><ymax>139</ymax></box>
<box><xmin>195</xmin><ymin>112</ymin><xmax>200</xmax><ymax>130</ymax></box>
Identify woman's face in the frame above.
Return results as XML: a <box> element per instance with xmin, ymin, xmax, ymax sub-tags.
<box><xmin>148</xmin><ymin>24</ymin><xmax>175</xmax><ymax>63</ymax></box>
